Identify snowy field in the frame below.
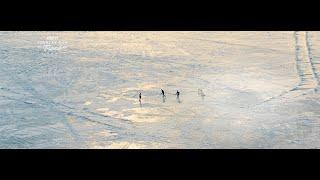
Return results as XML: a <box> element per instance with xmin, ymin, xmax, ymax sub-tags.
<box><xmin>0</xmin><ymin>31</ymin><xmax>320</xmax><ymax>148</ymax></box>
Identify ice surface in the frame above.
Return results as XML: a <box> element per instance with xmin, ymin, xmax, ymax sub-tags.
<box><xmin>0</xmin><ymin>31</ymin><xmax>320</xmax><ymax>148</ymax></box>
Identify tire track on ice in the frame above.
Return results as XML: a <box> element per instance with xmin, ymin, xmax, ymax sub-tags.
<box><xmin>292</xmin><ymin>31</ymin><xmax>317</xmax><ymax>90</ymax></box>
<box><xmin>305</xmin><ymin>31</ymin><xmax>320</xmax><ymax>92</ymax></box>
<box><xmin>256</xmin><ymin>31</ymin><xmax>317</xmax><ymax>106</ymax></box>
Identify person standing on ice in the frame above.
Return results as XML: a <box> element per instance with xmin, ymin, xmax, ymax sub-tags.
<box><xmin>139</xmin><ymin>92</ymin><xmax>142</xmax><ymax>101</ymax></box>
<box><xmin>176</xmin><ymin>90</ymin><xmax>181</xmax><ymax>103</ymax></box>
<box><xmin>198</xmin><ymin>89</ymin><xmax>205</xmax><ymax>96</ymax></box>
<box><xmin>161</xmin><ymin>89</ymin><xmax>165</xmax><ymax>97</ymax></box>
<box><xmin>176</xmin><ymin>90</ymin><xmax>180</xmax><ymax>97</ymax></box>
<box><xmin>198</xmin><ymin>89</ymin><xmax>205</xmax><ymax>100</ymax></box>
<box><xmin>161</xmin><ymin>89</ymin><xmax>166</xmax><ymax>103</ymax></box>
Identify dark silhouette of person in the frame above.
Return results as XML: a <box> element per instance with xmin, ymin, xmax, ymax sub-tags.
<box><xmin>160</xmin><ymin>89</ymin><xmax>166</xmax><ymax>103</ymax></box>
<box><xmin>139</xmin><ymin>92</ymin><xmax>142</xmax><ymax>101</ymax></box>
<box><xmin>176</xmin><ymin>90</ymin><xmax>180</xmax><ymax>97</ymax></box>
<box><xmin>176</xmin><ymin>90</ymin><xmax>181</xmax><ymax>103</ymax></box>
<box><xmin>161</xmin><ymin>89</ymin><xmax>165</xmax><ymax>97</ymax></box>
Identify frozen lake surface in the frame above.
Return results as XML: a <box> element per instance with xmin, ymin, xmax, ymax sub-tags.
<box><xmin>0</xmin><ymin>31</ymin><xmax>320</xmax><ymax>148</ymax></box>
